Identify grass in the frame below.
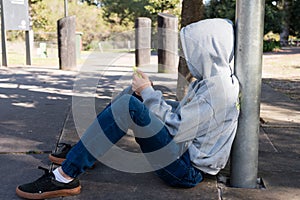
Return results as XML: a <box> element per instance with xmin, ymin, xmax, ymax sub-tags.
<box><xmin>7</xmin><ymin>52</ymin><xmax>58</xmax><ymax>67</ymax></box>
<box><xmin>5</xmin><ymin>50</ymin><xmax>88</xmax><ymax>67</ymax></box>
<box><xmin>3</xmin><ymin>39</ymin><xmax>134</xmax><ymax>67</ymax></box>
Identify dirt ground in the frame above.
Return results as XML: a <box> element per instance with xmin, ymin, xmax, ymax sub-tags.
<box><xmin>262</xmin><ymin>47</ymin><xmax>300</xmax><ymax>101</ymax></box>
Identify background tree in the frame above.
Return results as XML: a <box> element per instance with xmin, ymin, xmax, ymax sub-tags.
<box><xmin>78</xmin><ymin>0</ymin><xmax>102</xmax><ymax>7</ymax></box>
<box><xmin>205</xmin><ymin>0</ymin><xmax>235</xmax><ymax>21</ymax></box>
<box><xmin>101</xmin><ymin>0</ymin><xmax>149</xmax><ymax>26</ymax></box>
<box><xmin>101</xmin><ymin>0</ymin><xmax>180</xmax><ymax>27</ymax></box>
<box><xmin>145</xmin><ymin>0</ymin><xmax>181</xmax><ymax>18</ymax></box>
<box><xmin>28</xmin><ymin>0</ymin><xmax>108</xmax><ymax>50</ymax></box>
<box><xmin>176</xmin><ymin>0</ymin><xmax>204</xmax><ymax>100</ymax></box>
<box><xmin>264</xmin><ymin>0</ymin><xmax>282</xmax><ymax>35</ymax></box>
<box><xmin>204</xmin><ymin>0</ymin><xmax>300</xmax><ymax>47</ymax></box>
<box><xmin>278</xmin><ymin>0</ymin><xmax>292</xmax><ymax>46</ymax></box>
<box><xmin>290</xmin><ymin>0</ymin><xmax>300</xmax><ymax>37</ymax></box>
<box><xmin>8</xmin><ymin>0</ymin><xmax>300</xmax><ymax>51</ymax></box>
<box><xmin>264</xmin><ymin>0</ymin><xmax>299</xmax><ymax>45</ymax></box>
<box><xmin>29</xmin><ymin>0</ymin><xmax>50</xmax><ymax>31</ymax></box>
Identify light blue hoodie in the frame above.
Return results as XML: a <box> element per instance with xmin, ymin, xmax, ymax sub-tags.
<box><xmin>141</xmin><ymin>18</ymin><xmax>240</xmax><ymax>175</ymax></box>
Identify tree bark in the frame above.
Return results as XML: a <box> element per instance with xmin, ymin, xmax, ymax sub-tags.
<box><xmin>279</xmin><ymin>0</ymin><xmax>291</xmax><ymax>46</ymax></box>
<box><xmin>176</xmin><ymin>0</ymin><xmax>204</xmax><ymax>100</ymax></box>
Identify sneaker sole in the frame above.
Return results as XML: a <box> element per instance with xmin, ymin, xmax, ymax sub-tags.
<box><xmin>48</xmin><ymin>154</ymin><xmax>65</xmax><ymax>165</ymax></box>
<box><xmin>16</xmin><ymin>185</ymin><xmax>81</xmax><ymax>199</ymax></box>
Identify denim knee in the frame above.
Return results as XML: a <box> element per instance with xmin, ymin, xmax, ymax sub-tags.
<box><xmin>155</xmin><ymin>152</ymin><xmax>203</xmax><ymax>188</ymax></box>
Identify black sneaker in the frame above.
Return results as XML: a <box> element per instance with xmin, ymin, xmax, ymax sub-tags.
<box><xmin>49</xmin><ymin>143</ymin><xmax>73</xmax><ymax>165</ymax></box>
<box><xmin>16</xmin><ymin>166</ymin><xmax>81</xmax><ymax>199</ymax></box>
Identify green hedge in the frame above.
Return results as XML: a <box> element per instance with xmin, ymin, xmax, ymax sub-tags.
<box><xmin>263</xmin><ymin>39</ymin><xmax>281</xmax><ymax>52</ymax></box>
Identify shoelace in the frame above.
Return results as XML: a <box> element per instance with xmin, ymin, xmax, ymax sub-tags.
<box><xmin>57</xmin><ymin>143</ymin><xmax>72</xmax><ymax>153</ymax></box>
<box><xmin>38</xmin><ymin>166</ymin><xmax>50</xmax><ymax>175</ymax></box>
<box><xmin>33</xmin><ymin>166</ymin><xmax>54</xmax><ymax>193</ymax></box>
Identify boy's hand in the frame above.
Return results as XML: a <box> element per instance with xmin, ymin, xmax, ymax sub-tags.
<box><xmin>132</xmin><ymin>69</ymin><xmax>152</xmax><ymax>95</ymax></box>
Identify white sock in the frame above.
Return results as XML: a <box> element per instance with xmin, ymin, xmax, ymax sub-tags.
<box><xmin>53</xmin><ymin>168</ymin><xmax>73</xmax><ymax>183</ymax></box>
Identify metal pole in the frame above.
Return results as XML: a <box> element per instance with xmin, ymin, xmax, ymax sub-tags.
<box><xmin>0</xmin><ymin>0</ymin><xmax>8</xmax><ymax>66</ymax></box>
<box><xmin>64</xmin><ymin>0</ymin><xmax>68</xmax><ymax>17</ymax></box>
<box><xmin>25</xmin><ymin>30</ymin><xmax>33</xmax><ymax>65</ymax></box>
<box><xmin>230</xmin><ymin>0</ymin><xmax>265</xmax><ymax>188</ymax></box>
<box><xmin>26</xmin><ymin>0</ymin><xmax>32</xmax><ymax>66</ymax></box>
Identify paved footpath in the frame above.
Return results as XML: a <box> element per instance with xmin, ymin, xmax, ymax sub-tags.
<box><xmin>0</xmin><ymin>52</ymin><xmax>299</xmax><ymax>199</ymax></box>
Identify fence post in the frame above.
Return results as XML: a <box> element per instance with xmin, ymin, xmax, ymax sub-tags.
<box><xmin>135</xmin><ymin>17</ymin><xmax>151</xmax><ymax>67</ymax></box>
<box><xmin>0</xmin><ymin>0</ymin><xmax>7</xmax><ymax>66</ymax></box>
<box><xmin>230</xmin><ymin>0</ymin><xmax>265</xmax><ymax>188</ymax></box>
<box><xmin>157</xmin><ymin>13</ymin><xmax>178</xmax><ymax>73</ymax></box>
<box><xmin>57</xmin><ymin>16</ymin><xmax>77</xmax><ymax>70</ymax></box>
<box><xmin>25</xmin><ymin>29</ymin><xmax>33</xmax><ymax>65</ymax></box>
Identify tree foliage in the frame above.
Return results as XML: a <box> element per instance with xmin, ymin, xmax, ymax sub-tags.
<box><xmin>28</xmin><ymin>0</ymin><xmax>109</xmax><ymax>49</ymax></box>
<box><xmin>204</xmin><ymin>0</ymin><xmax>284</xmax><ymax>35</ymax></box>
<box><xmin>205</xmin><ymin>0</ymin><xmax>236</xmax><ymax>22</ymax></box>
<box><xmin>29</xmin><ymin>0</ymin><xmax>52</xmax><ymax>31</ymax></box>
<box><xmin>78</xmin><ymin>0</ymin><xmax>102</xmax><ymax>7</ymax></box>
<box><xmin>264</xmin><ymin>0</ymin><xmax>282</xmax><ymax>34</ymax></box>
<box><xmin>101</xmin><ymin>0</ymin><xmax>149</xmax><ymax>26</ymax></box>
<box><xmin>101</xmin><ymin>0</ymin><xmax>180</xmax><ymax>26</ymax></box>
<box><xmin>204</xmin><ymin>0</ymin><xmax>300</xmax><ymax>43</ymax></box>
<box><xmin>145</xmin><ymin>0</ymin><xmax>181</xmax><ymax>16</ymax></box>
<box><xmin>290</xmin><ymin>0</ymin><xmax>300</xmax><ymax>37</ymax></box>
<box><xmin>264</xmin><ymin>0</ymin><xmax>300</xmax><ymax>44</ymax></box>
<box><xmin>7</xmin><ymin>0</ymin><xmax>300</xmax><ymax>49</ymax></box>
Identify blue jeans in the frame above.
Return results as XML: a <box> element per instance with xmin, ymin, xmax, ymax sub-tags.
<box><xmin>62</xmin><ymin>94</ymin><xmax>203</xmax><ymax>188</ymax></box>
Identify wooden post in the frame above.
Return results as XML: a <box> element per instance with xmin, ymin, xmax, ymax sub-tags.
<box><xmin>157</xmin><ymin>13</ymin><xmax>178</xmax><ymax>73</ymax></box>
<box><xmin>57</xmin><ymin>16</ymin><xmax>77</xmax><ymax>70</ymax></box>
<box><xmin>135</xmin><ymin>17</ymin><xmax>151</xmax><ymax>67</ymax></box>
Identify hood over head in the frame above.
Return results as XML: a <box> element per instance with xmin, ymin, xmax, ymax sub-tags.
<box><xmin>180</xmin><ymin>18</ymin><xmax>235</xmax><ymax>80</ymax></box>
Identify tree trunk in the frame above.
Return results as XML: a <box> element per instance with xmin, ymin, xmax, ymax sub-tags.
<box><xmin>280</xmin><ymin>0</ymin><xmax>291</xmax><ymax>46</ymax></box>
<box><xmin>176</xmin><ymin>0</ymin><xmax>204</xmax><ymax>100</ymax></box>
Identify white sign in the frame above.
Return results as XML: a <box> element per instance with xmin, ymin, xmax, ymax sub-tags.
<box><xmin>2</xmin><ymin>0</ymin><xmax>29</xmax><ymax>30</ymax></box>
